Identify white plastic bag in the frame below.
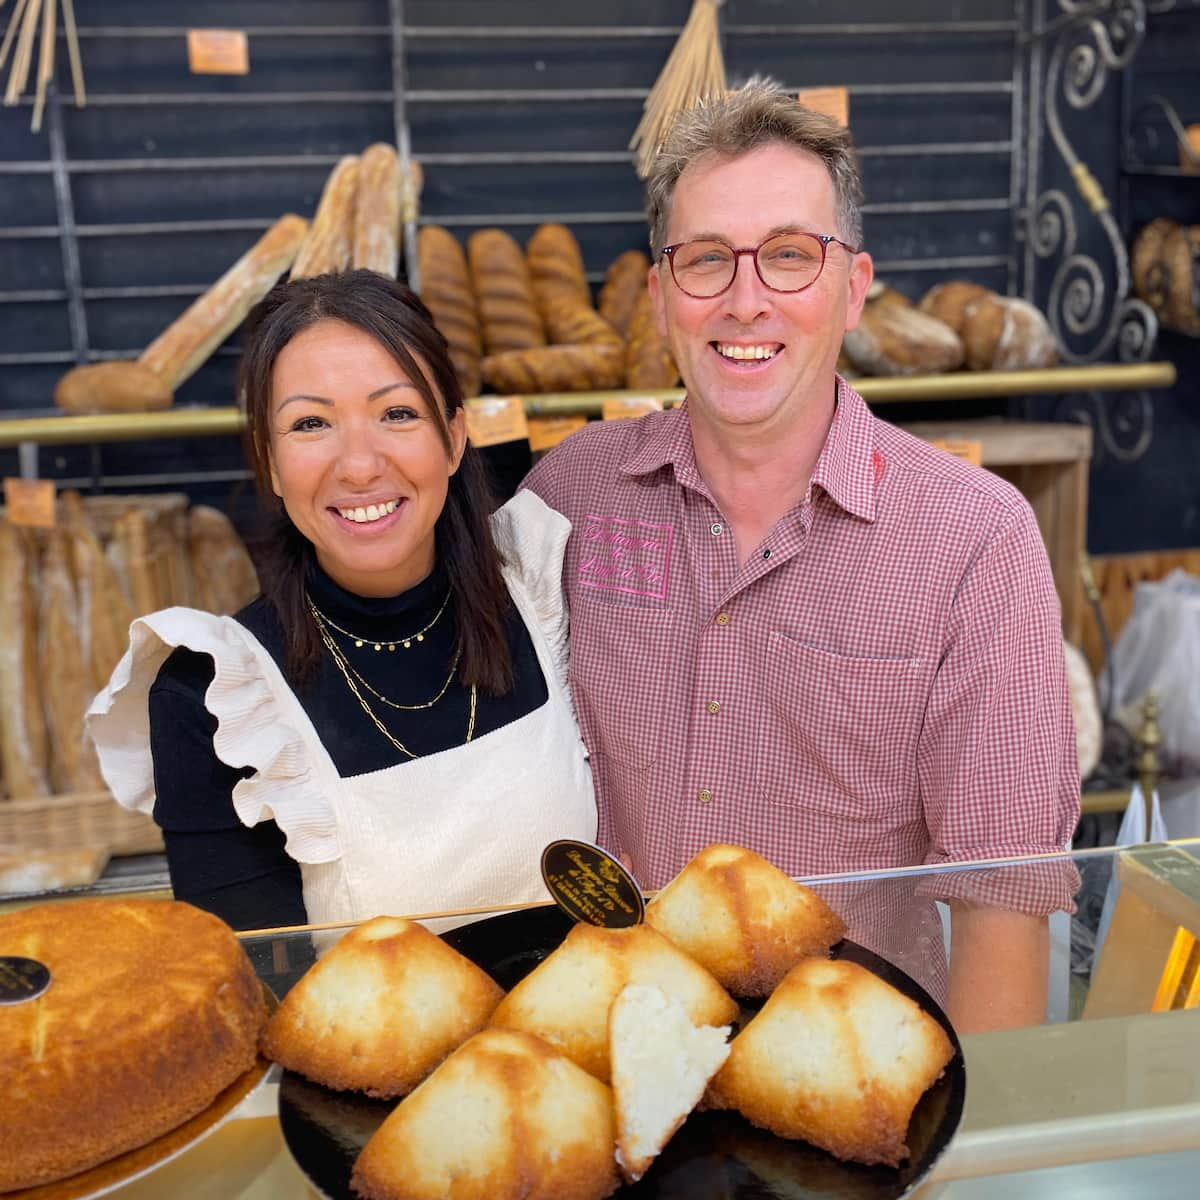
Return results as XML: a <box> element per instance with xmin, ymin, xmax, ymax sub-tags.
<box><xmin>1100</xmin><ymin>569</ymin><xmax>1200</xmax><ymax>776</ymax></box>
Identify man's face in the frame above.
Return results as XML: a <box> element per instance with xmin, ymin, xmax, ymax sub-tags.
<box><xmin>648</xmin><ymin>142</ymin><xmax>873</xmax><ymax>438</ymax></box>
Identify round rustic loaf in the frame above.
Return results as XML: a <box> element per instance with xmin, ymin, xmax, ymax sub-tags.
<box><xmin>0</xmin><ymin>898</ymin><xmax>266</xmax><ymax>1191</ymax></box>
<box><xmin>841</xmin><ymin>291</ymin><xmax>964</xmax><ymax>376</ymax></box>
<box><xmin>1131</xmin><ymin>217</ymin><xmax>1178</xmax><ymax>315</ymax></box>
<box><xmin>1163</xmin><ymin>222</ymin><xmax>1200</xmax><ymax>333</ymax></box>
<box><xmin>961</xmin><ymin>294</ymin><xmax>1058</xmax><ymax>371</ymax></box>
<box><xmin>917</xmin><ymin>280</ymin><xmax>992</xmax><ymax>333</ymax></box>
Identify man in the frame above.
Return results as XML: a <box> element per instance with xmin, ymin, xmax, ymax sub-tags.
<box><xmin>523</xmin><ymin>79</ymin><xmax>1080</xmax><ymax>1033</ymax></box>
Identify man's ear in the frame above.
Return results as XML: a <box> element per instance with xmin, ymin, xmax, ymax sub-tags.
<box><xmin>843</xmin><ymin>250</ymin><xmax>875</xmax><ymax>333</ymax></box>
<box><xmin>647</xmin><ymin>259</ymin><xmax>668</xmax><ymax>339</ymax></box>
<box><xmin>447</xmin><ymin>407</ymin><xmax>468</xmax><ymax>475</ymax></box>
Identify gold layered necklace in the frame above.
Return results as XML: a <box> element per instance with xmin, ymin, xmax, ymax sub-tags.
<box><xmin>308</xmin><ymin>599</ymin><xmax>476</xmax><ymax>760</ymax></box>
<box><xmin>310</xmin><ymin>588</ymin><xmax>451</xmax><ymax>652</ymax></box>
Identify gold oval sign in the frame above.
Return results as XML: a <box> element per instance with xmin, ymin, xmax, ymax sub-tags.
<box><xmin>540</xmin><ymin>839</ymin><xmax>645</xmax><ymax>928</ymax></box>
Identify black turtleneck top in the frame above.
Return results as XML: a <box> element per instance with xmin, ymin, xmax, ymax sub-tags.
<box><xmin>148</xmin><ymin>559</ymin><xmax>548</xmax><ymax>929</ymax></box>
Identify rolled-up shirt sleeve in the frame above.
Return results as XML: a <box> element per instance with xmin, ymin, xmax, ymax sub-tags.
<box><xmin>917</xmin><ymin>501</ymin><xmax>1081</xmax><ymax>914</ymax></box>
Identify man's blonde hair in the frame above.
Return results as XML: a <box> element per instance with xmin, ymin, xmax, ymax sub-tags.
<box><xmin>644</xmin><ymin>76</ymin><xmax>864</xmax><ymax>256</ymax></box>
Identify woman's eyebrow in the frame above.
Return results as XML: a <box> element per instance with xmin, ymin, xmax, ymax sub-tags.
<box><xmin>276</xmin><ymin>381</ymin><xmax>417</xmax><ymax>411</ymax></box>
<box><xmin>367</xmin><ymin>381</ymin><xmax>418</xmax><ymax>401</ymax></box>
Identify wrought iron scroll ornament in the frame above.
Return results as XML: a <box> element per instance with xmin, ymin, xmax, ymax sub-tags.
<box><xmin>1028</xmin><ymin>0</ymin><xmax>1168</xmax><ymax>463</ymax></box>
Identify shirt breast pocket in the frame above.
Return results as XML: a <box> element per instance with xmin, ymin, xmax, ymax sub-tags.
<box><xmin>756</xmin><ymin>633</ymin><xmax>926</xmax><ymax>823</ymax></box>
<box><xmin>568</xmin><ymin>596</ymin><xmax>676</xmax><ymax>769</ymax></box>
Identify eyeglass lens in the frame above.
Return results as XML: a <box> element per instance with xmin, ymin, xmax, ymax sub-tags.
<box><xmin>671</xmin><ymin>232</ymin><xmax>827</xmax><ymax>297</ymax></box>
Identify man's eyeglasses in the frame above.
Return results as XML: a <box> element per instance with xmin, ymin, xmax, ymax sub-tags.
<box><xmin>660</xmin><ymin>231</ymin><xmax>860</xmax><ymax>300</ymax></box>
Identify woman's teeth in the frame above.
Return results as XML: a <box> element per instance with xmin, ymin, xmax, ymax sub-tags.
<box><xmin>715</xmin><ymin>343</ymin><xmax>780</xmax><ymax>361</ymax></box>
<box><xmin>337</xmin><ymin>499</ymin><xmax>399</xmax><ymax>523</ymax></box>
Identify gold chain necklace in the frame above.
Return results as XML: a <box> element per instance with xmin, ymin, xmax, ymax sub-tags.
<box><xmin>312</xmin><ymin>612</ymin><xmax>476</xmax><ymax>759</ymax></box>
<box><xmin>308</xmin><ymin>588</ymin><xmax>451</xmax><ymax>652</ymax></box>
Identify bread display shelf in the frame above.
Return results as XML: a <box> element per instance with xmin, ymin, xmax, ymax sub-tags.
<box><xmin>0</xmin><ymin>362</ymin><xmax>1177</xmax><ymax>447</ymax></box>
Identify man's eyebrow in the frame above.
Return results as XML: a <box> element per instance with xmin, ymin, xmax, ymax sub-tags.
<box><xmin>686</xmin><ymin>225</ymin><xmax>812</xmax><ymax>242</ymax></box>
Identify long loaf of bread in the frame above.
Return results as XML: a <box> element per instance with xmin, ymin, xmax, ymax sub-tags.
<box><xmin>113</xmin><ymin>508</ymin><xmax>160</xmax><ymax>619</ymax></box>
<box><xmin>599</xmin><ymin>250</ymin><xmax>650</xmax><ymax>338</ymax></box>
<box><xmin>0</xmin><ymin>521</ymin><xmax>50</xmax><ymax>798</ymax></box>
<box><xmin>625</xmin><ymin>290</ymin><xmax>679</xmax><ymax>390</ymax></box>
<box><xmin>138</xmin><ymin>214</ymin><xmax>309</xmax><ymax>388</ymax></box>
<box><xmin>353</xmin><ymin>143</ymin><xmax>402</xmax><ymax>277</ymax></box>
<box><xmin>482</xmin><ymin>343</ymin><xmax>624</xmax><ymax>393</ymax></box>
<box><xmin>541</xmin><ymin>298</ymin><xmax>624</xmax><ymax>352</ymax></box>
<box><xmin>291</xmin><ymin>156</ymin><xmax>360</xmax><ymax>279</ymax></box>
<box><xmin>38</xmin><ymin>528</ymin><xmax>107</xmax><ymax>793</ymax></box>
<box><xmin>468</xmin><ymin>229</ymin><xmax>546</xmax><ymax>354</ymax></box>
<box><xmin>418</xmin><ymin>226</ymin><xmax>483</xmax><ymax>398</ymax></box>
<box><xmin>527</xmin><ymin>223</ymin><xmax>592</xmax><ymax>313</ymax></box>
<box><xmin>188</xmin><ymin>506</ymin><xmax>260</xmax><ymax>616</ymax></box>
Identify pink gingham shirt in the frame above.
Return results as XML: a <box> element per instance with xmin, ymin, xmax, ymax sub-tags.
<box><xmin>523</xmin><ymin>380</ymin><xmax>1080</xmax><ymax>997</ymax></box>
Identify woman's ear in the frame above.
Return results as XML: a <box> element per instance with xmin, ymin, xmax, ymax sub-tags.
<box><xmin>447</xmin><ymin>407</ymin><xmax>468</xmax><ymax>475</ymax></box>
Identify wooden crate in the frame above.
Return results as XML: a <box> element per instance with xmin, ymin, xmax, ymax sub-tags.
<box><xmin>902</xmin><ymin>421</ymin><xmax>1093</xmax><ymax>646</ymax></box>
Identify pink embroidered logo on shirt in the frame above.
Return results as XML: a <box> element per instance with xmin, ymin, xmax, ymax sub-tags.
<box><xmin>578</xmin><ymin>515</ymin><xmax>673</xmax><ymax>598</ymax></box>
<box><xmin>872</xmin><ymin>449</ymin><xmax>887</xmax><ymax>483</ymax></box>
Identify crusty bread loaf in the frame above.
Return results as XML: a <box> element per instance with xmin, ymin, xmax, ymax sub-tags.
<box><xmin>0</xmin><ymin>898</ymin><xmax>266</xmax><ymax>1191</ymax></box>
<box><xmin>842</xmin><ymin>291</ymin><xmax>964</xmax><ymax>376</ymax></box>
<box><xmin>351</xmin><ymin>1029</ymin><xmax>619</xmax><ymax>1200</ymax></box>
<box><xmin>489</xmin><ymin>922</ymin><xmax>737</xmax><ymax>1083</ymax></box>
<box><xmin>961</xmin><ymin>294</ymin><xmax>1058</xmax><ymax>371</ymax></box>
<box><xmin>292</xmin><ymin>157</ymin><xmax>360</xmax><ymax>279</ymax></box>
<box><xmin>261</xmin><ymin>915</ymin><xmax>504</xmax><ymax>1098</ymax></box>
<box><xmin>139</xmin><ymin>213</ymin><xmax>309</xmax><ymax>388</ymax></box>
<box><xmin>1163</xmin><ymin>222</ymin><xmax>1200</xmax><ymax>333</ymax></box>
<box><xmin>0</xmin><ymin>521</ymin><xmax>50</xmax><ymax>798</ymax></box>
<box><xmin>1181</xmin><ymin>123</ymin><xmax>1200</xmax><ymax>173</ymax></box>
<box><xmin>707</xmin><ymin>957</ymin><xmax>954</xmax><ymax>1167</ymax></box>
<box><xmin>188</xmin><ymin>506</ymin><xmax>260</xmax><ymax>616</ymax></box>
<box><xmin>527</xmin><ymin>222</ymin><xmax>592</xmax><ymax>312</ymax></box>
<box><xmin>468</xmin><ymin>228</ymin><xmax>546</xmax><ymax>353</ymax></box>
<box><xmin>417</xmin><ymin>225</ymin><xmax>483</xmax><ymax>398</ymax></box>
<box><xmin>645</xmin><ymin>843</ymin><xmax>846</xmax><ymax>997</ymax></box>
<box><xmin>54</xmin><ymin>360</ymin><xmax>173</xmax><ymax>415</ymax></box>
<box><xmin>626</xmin><ymin>289</ymin><xmax>679</xmax><ymax>389</ymax></box>
<box><xmin>599</xmin><ymin>249</ymin><xmax>651</xmax><ymax>338</ymax></box>
<box><xmin>541</xmin><ymin>296</ymin><xmax>624</xmax><ymax>351</ymax></box>
<box><xmin>1131</xmin><ymin>217</ymin><xmax>1177</xmax><ymax>315</ymax></box>
<box><xmin>609</xmin><ymin>984</ymin><xmax>731</xmax><ymax>1182</ymax></box>
<box><xmin>917</xmin><ymin>280</ymin><xmax>992</xmax><ymax>334</ymax></box>
<box><xmin>353</xmin><ymin>143</ymin><xmax>402</xmax><ymax>277</ymax></box>
<box><xmin>482</xmin><ymin>343</ymin><xmax>625</xmax><ymax>393</ymax></box>
<box><xmin>112</xmin><ymin>507</ymin><xmax>160</xmax><ymax>618</ymax></box>
<box><xmin>37</xmin><ymin>528</ymin><xmax>106</xmax><ymax>793</ymax></box>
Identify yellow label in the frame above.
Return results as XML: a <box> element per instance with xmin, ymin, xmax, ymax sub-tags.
<box><xmin>528</xmin><ymin>414</ymin><xmax>587</xmax><ymax>452</ymax></box>
<box><xmin>929</xmin><ymin>439</ymin><xmax>983</xmax><ymax>466</ymax></box>
<box><xmin>464</xmin><ymin>395</ymin><xmax>529</xmax><ymax>448</ymax></box>
<box><xmin>187</xmin><ymin>30</ymin><xmax>250</xmax><ymax>76</ymax></box>
<box><xmin>4</xmin><ymin>478</ymin><xmax>56</xmax><ymax>527</ymax></box>
<box><xmin>797</xmin><ymin>86</ymin><xmax>850</xmax><ymax>127</ymax></box>
<box><xmin>601</xmin><ymin>395</ymin><xmax>663</xmax><ymax>422</ymax></box>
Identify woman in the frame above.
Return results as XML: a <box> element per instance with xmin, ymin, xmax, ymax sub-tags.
<box><xmin>89</xmin><ymin>270</ymin><xmax>595</xmax><ymax>930</ymax></box>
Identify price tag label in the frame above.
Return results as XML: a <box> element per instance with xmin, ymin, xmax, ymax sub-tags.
<box><xmin>187</xmin><ymin>29</ymin><xmax>250</xmax><ymax>76</ymax></box>
<box><xmin>0</xmin><ymin>957</ymin><xmax>51</xmax><ymax>1005</ymax></box>
<box><xmin>601</xmin><ymin>395</ymin><xmax>663</xmax><ymax>422</ymax></box>
<box><xmin>464</xmin><ymin>395</ymin><xmax>529</xmax><ymax>448</ymax></box>
<box><xmin>929</xmin><ymin>438</ymin><xmax>983</xmax><ymax>466</ymax></box>
<box><xmin>4</xmin><ymin>478</ymin><xmax>56</xmax><ymax>527</ymax></box>
<box><xmin>527</xmin><ymin>414</ymin><xmax>588</xmax><ymax>452</ymax></box>
<box><xmin>541</xmin><ymin>839</ymin><xmax>644</xmax><ymax>928</ymax></box>
<box><xmin>797</xmin><ymin>86</ymin><xmax>850</xmax><ymax>127</ymax></box>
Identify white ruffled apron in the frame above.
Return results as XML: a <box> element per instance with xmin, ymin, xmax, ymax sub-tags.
<box><xmin>89</xmin><ymin>494</ymin><xmax>596</xmax><ymax>930</ymax></box>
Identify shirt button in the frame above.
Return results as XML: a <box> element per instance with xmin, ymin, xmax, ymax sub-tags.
<box><xmin>762</xmin><ymin>548</ymin><xmax>772</xmax><ymax>560</ymax></box>
<box><xmin>698</xmin><ymin>788</ymin><xmax>714</xmax><ymax>804</ymax></box>
<box><xmin>706</xmin><ymin>700</ymin><xmax>721</xmax><ymax>715</ymax></box>
<box><xmin>715</xmin><ymin>612</ymin><xmax>730</xmax><ymax>626</ymax></box>
<box><xmin>710</xmin><ymin>522</ymin><xmax>723</xmax><ymax>536</ymax></box>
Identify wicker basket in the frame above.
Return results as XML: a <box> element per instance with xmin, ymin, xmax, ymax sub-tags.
<box><xmin>0</xmin><ymin>791</ymin><xmax>163</xmax><ymax>857</ymax></box>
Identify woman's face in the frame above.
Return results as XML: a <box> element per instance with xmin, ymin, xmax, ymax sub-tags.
<box><xmin>267</xmin><ymin>319</ymin><xmax>466</xmax><ymax>597</ymax></box>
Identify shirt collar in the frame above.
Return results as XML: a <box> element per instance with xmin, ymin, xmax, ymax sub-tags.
<box><xmin>618</xmin><ymin>378</ymin><xmax>879</xmax><ymax>522</ymax></box>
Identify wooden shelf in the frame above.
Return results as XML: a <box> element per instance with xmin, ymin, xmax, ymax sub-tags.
<box><xmin>0</xmin><ymin>361</ymin><xmax>1177</xmax><ymax>448</ymax></box>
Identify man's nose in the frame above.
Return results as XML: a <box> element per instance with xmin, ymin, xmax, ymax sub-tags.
<box><xmin>723</xmin><ymin>254</ymin><xmax>771</xmax><ymax>325</ymax></box>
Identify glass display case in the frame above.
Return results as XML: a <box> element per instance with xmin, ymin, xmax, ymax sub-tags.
<box><xmin>15</xmin><ymin>839</ymin><xmax>1200</xmax><ymax>1199</ymax></box>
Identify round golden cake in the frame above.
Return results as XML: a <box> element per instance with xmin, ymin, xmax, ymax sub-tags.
<box><xmin>0</xmin><ymin>897</ymin><xmax>267</xmax><ymax>1191</ymax></box>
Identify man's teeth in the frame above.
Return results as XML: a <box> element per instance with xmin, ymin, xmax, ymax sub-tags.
<box><xmin>338</xmin><ymin>499</ymin><xmax>399</xmax><ymax>523</ymax></box>
<box><xmin>715</xmin><ymin>343</ymin><xmax>780</xmax><ymax>361</ymax></box>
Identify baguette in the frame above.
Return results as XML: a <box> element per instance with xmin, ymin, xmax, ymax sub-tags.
<box><xmin>353</xmin><ymin>142</ymin><xmax>402</xmax><ymax>277</ymax></box>
<box><xmin>540</xmin><ymin>297</ymin><xmax>624</xmax><ymax>351</ymax></box>
<box><xmin>113</xmin><ymin>508</ymin><xmax>160</xmax><ymax>618</ymax></box>
<box><xmin>139</xmin><ymin>213</ymin><xmax>310</xmax><ymax>388</ymax></box>
<box><xmin>482</xmin><ymin>343</ymin><xmax>624</xmax><ymax>393</ymax></box>
<box><xmin>417</xmin><ymin>225</ymin><xmax>483</xmax><ymax>398</ymax></box>
<box><xmin>468</xmin><ymin>229</ymin><xmax>546</xmax><ymax>354</ymax></box>
<box><xmin>188</xmin><ymin>506</ymin><xmax>260</xmax><ymax>616</ymax></box>
<box><xmin>599</xmin><ymin>249</ymin><xmax>650</xmax><ymax>338</ymax></box>
<box><xmin>0</xmin><ymin>521</ymin><xmax>50</xmax><ymax>797</ymax></box>
<box><xmin>291</xmin><ymin>156</ymin><xmax>360</xmax><ymax>279</ymax></box>
<box><xmin>625</xmin><ymin>289</ymin><xmax>679</xmax><ymax>389</ymax></box>
<box><xmin>37</xmin><ymin>528</ymin><xmax>106</xmax><ymax>793</ymax></box>
<box><xmin>527</xmin><ymin>222</ymin><xmax>591</xmax><ymax>313</ymax></box>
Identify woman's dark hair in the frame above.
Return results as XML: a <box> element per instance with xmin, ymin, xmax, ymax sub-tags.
<box><xmin>238</xmin><ymin>269</ymin><xmax>512</xmax><ymax>693</ymax></box>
